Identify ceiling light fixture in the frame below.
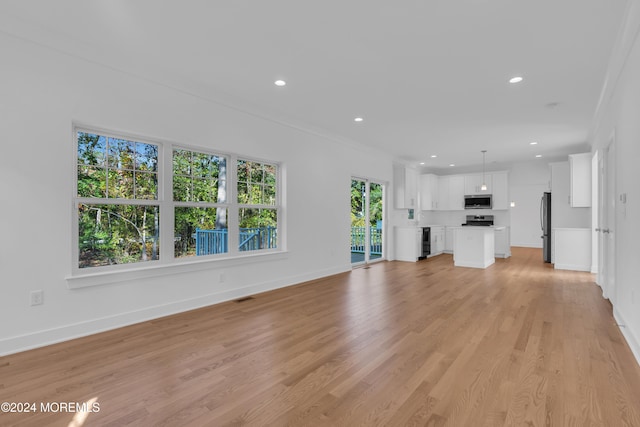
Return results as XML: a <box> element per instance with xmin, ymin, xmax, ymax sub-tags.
<box><xmin>535</xmin><ymin>154</ymin><xmax>542</xmax><ymax>158</ymax></box>
<box><xmin>449</xmin><ymin>164</ymin><xmax>455</xmax><ymax>167</ymax></box>
<box><xmin>420</xmin><ymin>162</ymin><xmax>425</xmax><ymax>165</ymax></box>
<box><xmin>431</xmin><ymin>155</ymin><xmax>437</xmax><ymax>158</ymax></box>
<box><xmin>509</xmin><ymin>76</ymin><xmax>523</xmax><ymax>84</ymax></box>
<box><xmin>354</xmin><ymin>117</ymin><xmax>363</xmax><ymax>122</ymax></box>
<box><xmin>530</xmin><ymin>141</ymin><xmax>538</xmax><ymax>145</ymax></box>
<box><xmin>274</xmin><ymin>80</ymin><xmax>286</xmax><ymax>86</ymax></box>
<box><xmin>481</xmin><ymin>150</ymin><xmax>487</xmax><ymax>191</ymax></box>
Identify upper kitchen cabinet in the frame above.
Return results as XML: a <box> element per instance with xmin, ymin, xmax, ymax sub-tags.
<box><xmin>420</xmin><ymin>174</ymin><xmax>439</xmax><ymax>210</ymax></box>
<box><xmin>569</xmin><ymin>153</ymin><xmax>591</xmax><ymax>207</ymax></box>
<box><xmin>491</xmin><ymin>171</ymin><xmax>509</xmax><ymax>210</ymax></box>
<box><xmin>436</xmin><ymin>175</ymin><xmax>465</xmax><ymax>210</ymax></box>
<box><xmin>394</xmin><ymin>164</ymin><xmax>418</xmax><ymax>209</ymax></box>
<box><xmin>464</xmin><ymin>173</ymin><xmax>492</xmax><ymax>195</ymax></box>
<box><xmin>437</xmin><ymin>176</ymin><xmax>450</xmax><ymax>211</ymax></box>
<box><xmin>448</xmin><ymin>175</ymin><xmax>465</xmax><ymax>210</ymax></box>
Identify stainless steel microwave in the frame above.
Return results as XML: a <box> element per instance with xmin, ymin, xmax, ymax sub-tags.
<box><xmin>464</xmin><ymin>194</ymin><xmax>492</xmax><ymax>209</ymax></box>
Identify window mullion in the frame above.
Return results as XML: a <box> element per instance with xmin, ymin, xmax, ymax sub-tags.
<box><xmin>160</xmin><ymin>142</ymin><xmax>174</xmax><ymax>262</ymax></box>
<box><xmin>227</xmin><ymin>154</ymin><xmax>239</xmax><ymax>255</ymax></box>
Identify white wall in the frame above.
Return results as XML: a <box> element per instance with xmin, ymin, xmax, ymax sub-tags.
<box><xmin>508</xmin><ymin>161</ymin><xmax>550</xmax><ymax>247</ymax></box>
<box><xmin>0</xmin><ymin>34</ymin><xmax>395</xmax><ymax>355</ymax></box>
<box><xmin>589</xmin><ymin>0</ymin><xmax>640</xmax><ymax>365</ymax></box>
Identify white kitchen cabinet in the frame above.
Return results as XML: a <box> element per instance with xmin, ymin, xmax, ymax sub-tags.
<box><xmin>494</xmin><ymin>226</ymin><xmax>511</xmax><ymax>258</ymax></box>
<box><xmin>429</xmin><ymin>226</ymin><xmax>445</xmax><ymax>256</ymax></box>
<box><xmin>464</xmin><ymin>173</ymin><xmax>492</xmax><ymax>195</ymax></box>
<box><xmin>569</xmin><ymin>153</ymin><xmax>591</xmax><ymax>207</ymax></box>
<box><xmin>453</xmin><ymin>227</ymin><xmax>495</xmax><ymax>268</ymax></box>
<box><xmin>491</xmin><ymin>171</ymin><xmax>509</xmax><ymax>210</ymax></box>
<box><xmin>553</xmin><ymin>228</ymin><xmax>591</xmax><ymax>271</ymax></box>
<box><xmin>437</xmin><ymin>176</ymin><xmax>450</xmax><ymax>211</ymax></box>
<box><xmin>444</xmin><ymin>226</ymin><xmax>454</xmax><ymax>253</ymax></box>
<box><xmin>448</xmin><ymin>175</ymin><xmax>465</xmax><ymax>210</ymax></box>
<box><xmin>394</xmin><ymin>227</ymin><xmax>422</xmax><ymax>262</ymax></box>
<box><xmin>420</xmin><ymin>174</ymin><xmax>439</xmax><ymax>210</ymax></box>
<box><xmin>435</xmin><ymin>175</ymin><xmax>465</xmax><ymax>211</ymax></box>
<box><xmin>394</xmin><ymin>165</ymin><xmax>418</xmax><ymax>209</ymax></box>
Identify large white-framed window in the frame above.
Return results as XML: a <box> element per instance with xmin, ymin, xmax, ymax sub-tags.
<box><xmin>72</xmin><ymin>126</ymin><xmax>282</xmax><ymax>277</ymax></box>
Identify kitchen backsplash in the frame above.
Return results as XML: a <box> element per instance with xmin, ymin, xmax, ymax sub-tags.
<box><xmin>419</xmin><ymin>210</ymin><xmax>510</xmax><ymax>227</ymax></box>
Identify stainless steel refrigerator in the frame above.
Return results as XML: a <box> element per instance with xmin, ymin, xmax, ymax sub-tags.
<box><xmin>540</xmin><ymin>192</ymin><xmax>551</xmax><ymax>262</ymax></box>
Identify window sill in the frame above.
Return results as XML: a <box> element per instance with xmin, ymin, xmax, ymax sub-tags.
<box><xmin>66</xmin><ymin>250</ymin><xmax>289</xmax><ymax>289</ymax></box>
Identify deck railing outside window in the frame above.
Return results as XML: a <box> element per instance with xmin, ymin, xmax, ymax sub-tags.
<box><xmin>195</xmin><ymin>227</ymin><xmax>277</xmax><ymax>255</ymax></box>
<box><xmin>195</xmin><ymin>226</ymin><xmax>378</xmax><ymax>256</ymax></box>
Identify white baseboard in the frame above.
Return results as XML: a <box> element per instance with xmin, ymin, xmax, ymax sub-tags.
<box><xmin>454</xmin><ymin>259</ymin><xmax>495</xmax><ymax>269</ymax></box>
<box><xmin>510</xmin><ymin>243</ymin><xmax>542</xmax><ymax>248</ymax></box>
<box><xmin>554</xmin><ymin>263</ymin><xmax>591</xmax><ymax>272</ymax></box>
<box><xmin>614</xmin><ymin>308</ymin><xmax>640</xmax><ymax>368</ymax></box>
<box><xmin>0</xmin><ymin>265</ymin><xmax>351</xmax><ymax>356</ymax></box>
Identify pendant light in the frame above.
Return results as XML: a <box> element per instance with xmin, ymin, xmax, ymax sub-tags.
<box><xmin>481</xmin><ymin>150</ymin><xmax>487</xmax><ymax>191</ymax></box>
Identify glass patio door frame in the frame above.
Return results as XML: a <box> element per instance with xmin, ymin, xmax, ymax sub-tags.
<box><xmin>351</xmin><ymin>177</ymin><xmax>385</xmax><ymax>266</ymax></box>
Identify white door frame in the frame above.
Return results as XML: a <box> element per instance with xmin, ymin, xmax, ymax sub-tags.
<box><xmin>351</xmin><ymin>177</ymin><xmax>386</xmax><ymax>266</ymax></box>
<box><xmin>591</xmin><ymin>151</ymin><xmax>599</xmax><ymax>274</ymax></box>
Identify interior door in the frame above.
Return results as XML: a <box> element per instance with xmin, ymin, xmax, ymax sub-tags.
<box><xmin>605</xmin><ymin>140</ymin><xmax>616</xmax><ymax>303</ymax></box>
<box><xmin>598</xmin><ymin>138</ymin><xmax>616</xmax><ymax>302</ymax></box>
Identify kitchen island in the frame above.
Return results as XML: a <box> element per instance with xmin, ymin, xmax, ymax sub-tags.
<box><xmin>451</xmin><ymin>226</ymin><xmax>498</xmax><ymax>268</ymax></box>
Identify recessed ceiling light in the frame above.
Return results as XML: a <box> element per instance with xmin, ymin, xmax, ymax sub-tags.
<box><xmin>354</xmin><ymin>117</ymin><xmax>364</xmax><ymax>122</ymax></box>
<box><xmin>420</xmin><ymin>162</ymin><xmax>425</xmax><ymax>165</ymax></box>
<box><xmin>274</xmin><ymin>80</ymin><xmax>286</xmax><ymax>86</ymax></box>
<box><xmin>530</xmin><ymin>141</ymin><xmax>538</xmax><ymax>145</ymax></box>
<box><xmin>535</xmin><ymin>154</ymin><xmax>542</xmax><ymax>158</ymax></box>
<box><xmin>509</xmin><ymin>76</ymin><xmax>523</xmax><ymax>84</ymax></box>
<box><xmin>449</xmin><ymin>164</ymin><xmax>455</xmax><ymax>167</ymax></box>
<box><xmin>431</xmin><ymin>155</ymin><xmax>437</xmax><ymax>158</ymax></box>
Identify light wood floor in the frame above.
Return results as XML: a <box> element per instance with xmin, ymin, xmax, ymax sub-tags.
<box><xmin>2</xmin><ymin>247</ymin><xmax>640</xmax><ymax>426</ymax></box>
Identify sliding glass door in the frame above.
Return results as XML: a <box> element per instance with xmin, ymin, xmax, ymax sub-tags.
<box><xmin>351</xmin><ymin>178</ymin><xmax>384</xmax><ymax>265</ymax></box>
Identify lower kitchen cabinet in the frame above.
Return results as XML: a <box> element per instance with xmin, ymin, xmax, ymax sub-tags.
<box><xmin>494</xmin><ymin>226</ymin><xmax>511</xmax><ymax>258</ymax></box>
<box><xmin>394</xmin><ymin>227</ymin><xmax>423</xmax><ymax>262</ymax></box>
<box><xmin>445</xmin><ymin>227</ymin><xmax>454</xmax><ymax>253</ymax></box>
<box><xmin>429</xmin><ymin>226</ymin><xmax>445</xmax><ymax>257</ymax></box>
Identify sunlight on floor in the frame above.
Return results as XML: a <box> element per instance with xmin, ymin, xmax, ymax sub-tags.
<box><xmin>67</xmin><ymin>396</ymin><xmax>99</xmax><ymax>427</ymax></box>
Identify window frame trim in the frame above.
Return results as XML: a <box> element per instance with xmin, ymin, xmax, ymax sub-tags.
<box><xmin>70</xmin><ymin>123</ymin><xmax>285</xmax><ymax>282</ymax></box>
<box><xmin>235</xmin><ymin>155</ymin><xmax>281</xmax><ymax>253</ymax></box>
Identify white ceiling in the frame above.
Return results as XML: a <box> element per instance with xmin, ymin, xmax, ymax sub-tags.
<box><xmin>0</xmin><ymin>0</ymin><xmax>628</xmax><ymax>171</ymax></box>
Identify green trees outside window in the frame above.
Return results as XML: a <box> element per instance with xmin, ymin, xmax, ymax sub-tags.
<box><xmin>75</xmin><ymin>129</ymin><xmax>281</xmax><ymax>270</ymax></box>
<box><xmin>237</xmin><ymin>160</ymin><xmax>278</xmax><ymax>250</ymax></box>
<box><xmin>173</xmin><ymin>149</ymin><xmax>227</xmax><ymax>258</ymax></box>
<box><xmin>77</xmin><ymin>132</ymin><xmax>159</xmax><ymax>268</ymax></box>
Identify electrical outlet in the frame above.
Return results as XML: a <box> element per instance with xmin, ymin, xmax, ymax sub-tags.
<box><xmin>30</xmin><ymin>290</ymin><xmax>44</xmax><ymax>306</ymax></box>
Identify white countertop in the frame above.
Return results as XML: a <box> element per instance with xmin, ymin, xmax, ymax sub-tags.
<box><xmin>395</xmin><ymin>224</ymin><xmax>445</xmax><ymax>229</ymax></box>
<box><xmin>449</xmin><ymin>226</ymin><xmax>506</xmax><ymax>230</ymax></box>
<box><xmin>396</xmin><ymin>225</ymin><xmax>507</xmax><ymax>230</ymax></box>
